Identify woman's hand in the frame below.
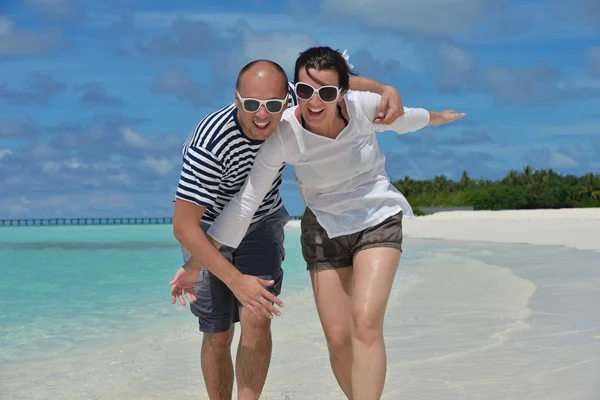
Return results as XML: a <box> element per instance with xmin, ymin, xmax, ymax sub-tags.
<box><xmin>428</xmin><ymin>110</ymin><xmax>465</xmax><ymax>126</ymax></box>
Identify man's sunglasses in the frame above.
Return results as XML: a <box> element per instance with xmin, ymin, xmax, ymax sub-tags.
<box><xmin>294</xmin><ymin>82</ymin><xmax>341</xmax><ymax>103</ymax></box>
<box><xmin>236</xmin><ymin>92</ymin><xmax>288</xmax><ymax>114</ymax></box>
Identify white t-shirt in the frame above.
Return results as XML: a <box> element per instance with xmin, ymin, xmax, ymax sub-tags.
<box><xmin>208</xmin><ymin>90</ymin><xmax>431</xmax><ymax>248</ymax></box>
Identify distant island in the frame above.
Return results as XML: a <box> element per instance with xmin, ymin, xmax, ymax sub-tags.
<box><xmin>2</xmin><ymin>166</ymin><xmax>599</xmax><ymax>226</ymax></box>
<box><xmin>394</xmin><ymin>166</ymin><xmax>600</xmax><ymax>215</ymax></box>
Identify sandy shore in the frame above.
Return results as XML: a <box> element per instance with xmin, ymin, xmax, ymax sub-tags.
<box><xmin>287</xmin><ymin>207</ymin><xmax>600</xmax><ymax>252</ymax></box>
<box><xmin>275</xmin><ymin>208</ymin><xmax>600</xmax><ymax>399</ymax></box>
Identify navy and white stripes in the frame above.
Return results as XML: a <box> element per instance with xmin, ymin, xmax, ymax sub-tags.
<box><xmin>175</xmin><ymin>83</ymin><xmax>296</xmax><ymax>224</ymax></box>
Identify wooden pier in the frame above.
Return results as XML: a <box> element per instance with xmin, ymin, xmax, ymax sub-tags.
<box><xmin>0</xmin><ymin>217</ymin><xmax>173</xmax><ymax>227</ymax></box>
<box><xmin>0</xmin><ymin>215</ymin><xmax>303</xmax><ymax>227</ymax></box>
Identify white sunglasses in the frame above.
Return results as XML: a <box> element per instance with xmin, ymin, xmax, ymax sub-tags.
<box><xmin>236</xmin><ymin>91</ymin><xmax>288</xmax><ymax>114</ymax></box>
<box><xmin>294</xmin><ymin>82</ymin><xmax>341</xmax><ymax>103</ymax></box>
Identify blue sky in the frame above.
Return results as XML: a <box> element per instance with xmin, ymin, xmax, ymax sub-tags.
<box><xmin>0</xmin><ymin>0</ymin><xmax>599</xmax><ymax>218</ymax></box>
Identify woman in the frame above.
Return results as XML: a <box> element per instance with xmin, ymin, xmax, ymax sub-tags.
<box><xmin>208</xmin><ymin>46</ymin><xmax>464</xmax><ymax>399</ymax></box>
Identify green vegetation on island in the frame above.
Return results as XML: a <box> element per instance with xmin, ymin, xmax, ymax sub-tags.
<box><xmin>393</xmin><ymin>166</ymin><xmax>600</xmax><ymax>212</ymax></box>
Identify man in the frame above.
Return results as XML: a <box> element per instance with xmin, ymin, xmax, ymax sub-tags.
<box><xmin>170</xmin><ymin>58</ymin><xmax>404</xmax><ymax>400</ymax></box>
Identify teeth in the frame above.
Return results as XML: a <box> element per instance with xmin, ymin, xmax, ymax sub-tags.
<box><xmin>309</xmin><ymin>108</ymin><xmax>324</xmax><ymax>112</ymax></box>
<box><xmin>254</xmin><ymin>121</ymin><xmax>269</xmax><ymax>127</ymax></box>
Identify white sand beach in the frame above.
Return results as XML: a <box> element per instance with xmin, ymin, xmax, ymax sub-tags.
<box><xmin>3</xmin><ymin>208</ymin><xmax>599</xmax><ymax>399</ymax></box>
<box><xmin>117</xmin><ymin>208</ymin><xmax>600</xmax><ymax>399</ymax></box>
<box><xmin>273</xmin><ymin>208</ymin><xmax>600</xmax><ymax>399</ymax></box>
<box><xmin>288</xmin><ymin>207</ymin><xmax>600</xmax><ymax>252</ymax></box>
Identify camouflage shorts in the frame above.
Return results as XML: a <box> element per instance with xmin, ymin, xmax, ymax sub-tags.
<box><xmin>300</xmin><ymin>207</ymin><xmax>403</xmax><ymax>270</ymax></box>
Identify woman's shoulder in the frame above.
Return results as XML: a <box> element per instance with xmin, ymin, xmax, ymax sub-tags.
<box><xmin>345</xmin><ymin>90</ymin><xmax>381</xmax><ymax>121</ymax></box>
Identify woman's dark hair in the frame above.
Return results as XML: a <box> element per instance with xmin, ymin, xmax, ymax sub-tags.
<box><xmin>294</xmin><ymin>46</ymin><xmax>359</xmax><ymax>91</ymax></box>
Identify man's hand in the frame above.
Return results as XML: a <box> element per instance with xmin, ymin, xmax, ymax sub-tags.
<box><xmin>229</xmin><ymin>274</ymin><xmax>284</xmax><ymax>320</ymax></box>
<box><xmin>374</xmin><ymin>85</ymin><xmax>404</xmax><ymax>124</ymax></box>
<box><xmin>170</xmin><ymin>262</ymin><xmax>201</xmax><ymax>306</ymax></box>
<box><xmin>170</xmin><ymin>258</ymin><xmax>284</xmax><ymax>320</ymax></box>
<box><xmin>429</xmin><ymin>110</ymin><xmax>465</xmax><ymax>126</ymax></box>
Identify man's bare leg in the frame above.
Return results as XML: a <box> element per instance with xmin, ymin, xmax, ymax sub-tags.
<box><xmin>236</xmin><ymin>306</ymin><xmax>273</xmax><ymax>399</ymax></box>
<box><xmin>201</xmin><ymin>326</ymin><xmax>236</xmax><ymax>400</ymax></box>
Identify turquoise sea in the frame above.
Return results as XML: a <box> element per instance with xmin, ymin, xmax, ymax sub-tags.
<box><xmin>0</xmin><ymin>224</ymin><xmax>310</xmax><ymax>364</ymax></box>
<box><xmin>1</xmin><ymin>223</ymin><xmax>599</xmax><ymax>399</ymax></box>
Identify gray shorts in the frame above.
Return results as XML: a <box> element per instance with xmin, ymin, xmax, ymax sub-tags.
<box><xmin>182</xmin><ymin>207</ymin><xmax>289</xmax><ymax>333</ymax></box>
<box><xmin>300</xmin><ymin>207</ymin><xmax>403</xmax><ymax>270</ymax></box>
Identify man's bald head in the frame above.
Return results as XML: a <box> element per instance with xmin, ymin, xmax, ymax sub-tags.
<box><xmin>235</xmin><ymin>59</ymin><xmax>288</xmax><ymax>96</ymax></box>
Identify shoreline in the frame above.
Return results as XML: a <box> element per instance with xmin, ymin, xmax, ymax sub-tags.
<box><xmin>286</xmin><ymin>208</ymin><xmax>600</xmax><ymax>252</ymax></box>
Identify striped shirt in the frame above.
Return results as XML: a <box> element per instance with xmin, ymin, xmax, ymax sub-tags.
<box><xmin>175</xmin><ymin>83</ymin><xmax>298</xmax><ymax>224</ymax></box>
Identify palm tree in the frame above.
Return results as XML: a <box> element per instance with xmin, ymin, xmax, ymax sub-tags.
<box><xmin>459</xmin><ymin>171</ymin><xmax>474</xmax><ymax>190</ymax></box>
<box><xmin>580</xmin><ymin>173</ymin><xmax>600</xmax><ymax>200</ymax></box>
<box><xmin>502</xmin><ymin>169</ymin><xmax>520</xmax><ymax>185</ymax></box>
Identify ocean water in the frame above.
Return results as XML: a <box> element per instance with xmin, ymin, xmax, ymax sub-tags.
<box><xmin>1</xmin><ymin>224</ymin><xmax>599</xmax><ymax>399</ymax></box>
<box><xmin>0</xmin><ymin>224</ymin><xmax>309</xmax><ymax>365</ymax></box>
<box><xmin>0</xmin><ymin>223</ymin><xmax>420</xmax><ymax>399</ymax></box>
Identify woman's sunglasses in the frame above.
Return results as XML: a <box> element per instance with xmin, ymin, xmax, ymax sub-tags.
<box><xmin>236</xmin><ymin>92</ymin><xmax>288</xmax><ymax>114</ymax></box>
<box><xmin>294</xmin><ymin>82</ymin><xmax>341</xmax><ymax>103</ymax></box>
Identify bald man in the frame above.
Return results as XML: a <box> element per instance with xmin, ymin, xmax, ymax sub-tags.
<box><xmin>171</xmin><ymin>59</ymin><xmax>403</xmax><ymax>400</ymax></box>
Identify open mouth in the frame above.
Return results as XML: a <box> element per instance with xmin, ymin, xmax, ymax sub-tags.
<box><xmin>307</xmin><ymin>107</ymin><xmax>324</xmax><ymax>117</ymax></box>
<box><xmin>253</xmin><ymin>120</ymin><xmax>270</xmax><ymax>130</ymax></box>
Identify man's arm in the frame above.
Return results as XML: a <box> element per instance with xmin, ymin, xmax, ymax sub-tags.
<box><xmin>170</xmin><ymin>146</ymin><xmax>282</xmax><ymax>319</ymax></box>
<box><xmin>348</xmin><ymin>76</ymin><xmax>404</xmax><ymax>124</ymax></box>
<box><xmin>349</xmin><ymin>76</ymin><xmax>388</xmax><ymax>95</ymax></box>
<box><xmin>172</xmin><ymin>201</ymin><xmax>243</xmax><ymax>289</ymax></box>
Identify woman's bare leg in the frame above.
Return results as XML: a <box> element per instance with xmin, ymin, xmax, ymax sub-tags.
<box><xmin>350</xmin><ymin>247</ymin><xmax>401</xmax><ymax>400</ymax></box>
<box><xmin>310</xmin><ymin>266</ymin><xmax>354</xmax><ymax>398</ymax></box>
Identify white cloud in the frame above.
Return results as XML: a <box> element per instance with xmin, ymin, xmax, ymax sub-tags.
<box><xmin>480</xmin><ymin>65</ymin><xmax>562</xmax><ymax>103</ymax></box>
<box><xmin>152</xmin><ymin>67</ymin><xmax>207</xmax><ymax>105</ymax></box>
<box><xmin>529</xmin><ymin>120</ymin><xmax>600</xmax><ymax>137</ymax></box>
<box><xmin>122</xmin><ymin>127</ymin><xmax>152</xmax><ymax>149</ymax></box>
<box><xmin>0</xmin><ymin>17</ymin><xmax>13</xmax><ymax>35</ymax></box>
<box><xmin>436</xmin><ymin>44</ymin><xmax>476</xmax><ymax>92</ymax></box>
<box><xmin>133</xmin><ymin>11</ymin><xmax>297</xmax><ymax>32</ymax></box>
<box><xmin>92</xmin><ymin>161</ymin><xmax>123</xmax><ymax>171</ymax></box>
<box><xmin>1</xmin><ymin>196</ymin><xmax>31</xmax><ymax>216</ymax></box>
<box><xmin>25</xmin><ymin>0</ymin><xmax>86</xmax><ymax>23</ymax></box>
<box><xmin>548</xmin><ymin>151</ymin><xmax>578</xmax><ymax>169</ymax></box>
<box><xmin>31</xmin><ymin>142</ymin><xmax>60</xmax><ymax>159</ymax></box>
<box><xmin>0</xmin><ymin>16</ymin><xmax>64</xmax><ymax>57</ymax></box>
<box><xmin>243</xmin><ymin>31</ymin><xmax>315</xmax><ymax>73</ymax></box>
<box><xmin>66</xmin><ymin>159</ymin><xmax>82</xmax><ymax>169</ymax></box>
<box><xmin>0</xmin><ymin>118</ymin><xmax>37</xmax><ymax>139</ymax></box>
<box><xmin>140</xmin><ymin>156</ymin><xmax>175</xmax><ymax>177</ymax></box>
<box><xmin>42</xmin><ymin>161</ymin><xmax>61</xmax><ymax>176</ymax></box>
<box><xmin>321</xmin><ymin>0</ymin><xmax>498</xmax><ymax>36</ymax></box>
<box><xmin>0</xmin><ymin>149</ymin><xmax>12</xmax><ymax>160</ymax></box>
<box><xmin>107</xmin><ymin>173</ymin><xmax>131</xmax><ymax>185</ymax></box>
<box><xmin>133</xmin><ymin>11</ymin><xmax>425</xmax><ymax>74</ymax></box>
<box><xmin>585</xmin><ymin>47</ymin><xmax>600</xmax><ymax>77</ymax></box>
